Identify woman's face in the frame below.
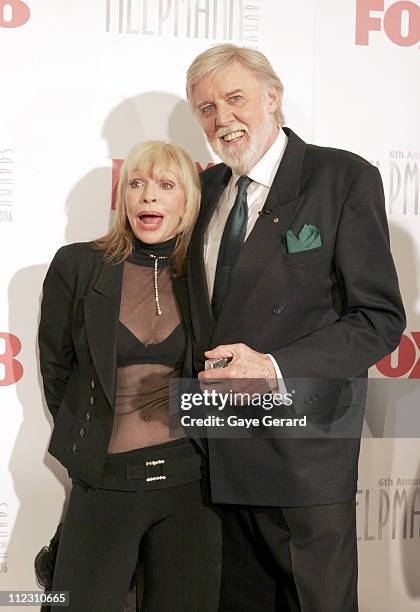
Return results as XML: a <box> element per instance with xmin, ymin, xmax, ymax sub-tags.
<box><xmin>125</xmin><ymin>164</ymin><xmax>186</xmax><ymax>244</ymax></box>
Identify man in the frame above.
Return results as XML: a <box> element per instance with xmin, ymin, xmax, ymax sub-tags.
<box><xmin>185</xmin><ymin>44</ymin><xmax>405</xmax><ymax>611</ymax></box>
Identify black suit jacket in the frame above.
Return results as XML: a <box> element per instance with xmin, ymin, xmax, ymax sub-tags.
<box><xmin>188</xmin><ymin>128</ymin><xmax>405</xmax><ymax>507</ymax></box>
<box><xmin>38</xmin><ymin>242</ymin><xmax>193</xmax><ymax>487</ymax></box>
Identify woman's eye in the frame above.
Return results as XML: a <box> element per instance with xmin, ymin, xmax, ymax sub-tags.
<box><xmin>129</xmin><ymin>179</ymin><xmax>142</xmax><ymax>188</ymax></box>
<box><xmin>161</xmin><ymin>182</ymin><xmax>174</xmax><ymax>189</ymax></box>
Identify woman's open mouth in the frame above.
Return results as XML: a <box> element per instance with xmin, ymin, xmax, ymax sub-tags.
<box><xmin>137</xmin><ymin>211</ymin><xmax>164</xmax><ymax>231</ymax></box>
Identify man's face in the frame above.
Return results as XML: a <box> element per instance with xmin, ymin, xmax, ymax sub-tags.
<box><xmin>193</xmin><ymin>61</ymin><xmax>279</xmax><ymax>174</ymax></box>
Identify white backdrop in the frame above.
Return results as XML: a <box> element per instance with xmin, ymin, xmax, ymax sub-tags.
<box><xmin>1</xmin><ymin>1</ymin><xmax>419</xmax><ymax>610</ymax></box>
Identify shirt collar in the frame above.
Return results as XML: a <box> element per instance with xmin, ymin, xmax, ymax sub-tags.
<box><xmin>232</xmin><ymin>127</ymin><xmax>288</xmax><ymax>189</ymax></box>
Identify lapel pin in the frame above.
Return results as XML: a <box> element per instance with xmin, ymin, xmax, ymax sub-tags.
<box><xmin>273</xmin><ymin>218</ymin><xmax>279</xmax><ymax>223</ymax></box>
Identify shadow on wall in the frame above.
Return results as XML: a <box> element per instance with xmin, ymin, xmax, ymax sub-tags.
<box><xmin>389</xmin><ymin>223</ymin><xmax>420</xmax><ymax>603</ymax></box>
<box><xmin>401</xmin><ymin>460</ymin><xmax>420</xmax><ymax>601</ymax></box>
<box><xmin>7</xmin><ymin>93</ymin><xmax>211</xmax><ymax>604</ymax></box>
<box><xmin>65</xmin><ymin>93</ymin><xmax>212</xmax><ymax>243</ymax></box>
<box><xmin>361</xmin><ymin>221</ymin><xmax>420</xmax><ymax>605</ymax></box>
<box><xmin>364</xmin><ymin>221</ymin><xmax>420</xmax><ymax>438</ymax></box>
<box><xmin>7</xmin><ymin>263</ymin><xmax>70</xmax><ymax>593</ymax></box>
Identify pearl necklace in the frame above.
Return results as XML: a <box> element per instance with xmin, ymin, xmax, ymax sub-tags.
<box><xmin>149</xmin><ymin>254</ymin><xmax>169</xmax><ymax>315</ymax></box>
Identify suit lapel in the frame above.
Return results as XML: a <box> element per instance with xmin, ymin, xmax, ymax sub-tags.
<box><xmin>212</xmin><ymin>128</ymin><xmax>307</xmax><ymax>342</ymax></box>
<box><xmin>83</xmin><ymin>260</ymin><xmax>124</xmax><ymax>409</ymax></box>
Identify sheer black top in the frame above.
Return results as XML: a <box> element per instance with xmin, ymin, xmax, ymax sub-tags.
<box><xmin>108</xmin><ymin>238</ymin><xmax>186</xmax><ymax>453</ymax></box>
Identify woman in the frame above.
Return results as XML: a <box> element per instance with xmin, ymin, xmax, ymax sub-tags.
<box><xmin>38</xmin><ymin>141</ymin><xmax>221</xmax><ymax>611</ymax></box>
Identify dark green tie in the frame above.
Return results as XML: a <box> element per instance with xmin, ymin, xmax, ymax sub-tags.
<box><xmin>212</xmin><ymin>175</ymin><xmax>252</xmax><ymax>319</ymax></box>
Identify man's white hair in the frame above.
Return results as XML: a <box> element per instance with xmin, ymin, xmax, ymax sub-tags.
<box><xmin>186</xmin><ymin>43</ymin><xmax>285</xmax><ymax>126</ymax></box>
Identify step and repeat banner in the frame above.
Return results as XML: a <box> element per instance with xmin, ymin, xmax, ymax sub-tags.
<box><xmin>1</xmin><ymin>1</ymin><xmax>419</xmax><ymax>610</ymax></box>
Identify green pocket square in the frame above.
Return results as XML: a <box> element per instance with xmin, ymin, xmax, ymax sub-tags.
<box><xmin>286</xmin><ymin>224</ymin><xmax>322</xmax><ymax>253</ymax></box>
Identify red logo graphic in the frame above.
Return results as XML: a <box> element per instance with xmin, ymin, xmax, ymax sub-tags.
<box><xmin>111</xmin><ymin>159</ymin><xmax>215</xmax><ymax>209</ymax></box>
<box><xmin>0</xmin><ymin>333</ymin><xmax>24</xmax><ymax>386</ymax></box>
<box><xmin>0</xmin><ymin>0</ymin><xmax>30</xmax><ymax>28</ymax></box>
<box><xmin>376</xmin><ymin>332</ymin><xmax>420</xmax><ymax>378</ymax></box>
<box><xmin>355</xmin><ymin>0</ymin><xmax>420</xmax><ymax>46</ymax></box>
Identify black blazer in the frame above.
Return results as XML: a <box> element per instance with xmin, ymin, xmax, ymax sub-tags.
<box><xmin>188</xmin><ymin>128</ymin><xmax>405</xmax><ymax>507</ymax></box>
<box><xmin>38</xmin><ymin>243</ymin><xmax>193</xmax><ymax>487</ymax></box>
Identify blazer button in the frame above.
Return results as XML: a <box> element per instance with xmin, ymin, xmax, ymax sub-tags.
<box><xmin>273</xmin><ymin>305</ymin><xmax>284</xmax><ymax>316</ymax></box>
<box><xmin>89</xmin><ymin>396</ymin><xmax>95</xmax><ymax>405</ymax></box>
<box><xmin>86</xmin><ymin>411</ymin><xmax>92</xmax><ymax>421</ymax></box>
<box><xmin>79</xmin><ymin>428</ymin><xmax>86</xmax><ymax>437</ymax></box>
<box><xmin>90</xmin><ymin>379</ymin><xmax>95</xmax><ymax>389</ymax></box>
<box><xmin>72</xmin><ymin>444</ymin><xmax>79</xmax><ymax>454</ymax></box>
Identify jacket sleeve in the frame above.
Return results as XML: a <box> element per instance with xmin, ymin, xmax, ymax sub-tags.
<box><xmin>38</xmin><ymin>246</ymin><xmax>76</xmax><ymax>421</ymax></box>
<box><xmin>272</xmin><ymin>165</ymin><xmax>406</xmax><ymax>380</ymax></box>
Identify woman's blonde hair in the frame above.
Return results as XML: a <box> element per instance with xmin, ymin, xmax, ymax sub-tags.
<box><xmin>186</xmin><ymin>44</ymin><xmax>285</xmax><ymax>126</ymax></box>
<box><xmin>94</xmin><ymin>141</ymin><xmax>200</xmax><ymax>276</ymax></box>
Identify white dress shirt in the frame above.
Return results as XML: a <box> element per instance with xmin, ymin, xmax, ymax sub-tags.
<box><xmin>204</xmin><ymin>128</ymin><xmax>288</xmax><ymax>381</ymax></box>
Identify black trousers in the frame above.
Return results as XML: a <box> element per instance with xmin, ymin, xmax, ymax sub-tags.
<box><xmin>52</xmin><ymin>439</ymin><xmax>222</xmax><ymax>612</ymax></box>
<box><xmin>219</xmin><ymin>499</ymin><xmax>358</xmax><ymax>612</ymax></box>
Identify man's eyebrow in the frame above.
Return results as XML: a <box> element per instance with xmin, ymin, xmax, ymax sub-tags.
<box><xmin>225</xmin><ymin>89</ymin><xmax>243</xmax><ymax>97</ymax></box>
<box><xmin>196</xmin><ymin>89</ymin><xmax>244</xmax><ymax>108</ymax></box>
<box><xmin>196</xmin><ymin>99</ymin><xmax>213</xmax><ymax>109</ymax></box>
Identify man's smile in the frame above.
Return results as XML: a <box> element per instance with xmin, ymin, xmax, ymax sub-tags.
<box><xmin>222</xmin><ymin>130</ymin><xmax>246</xmax><ymax>143</ymax></box>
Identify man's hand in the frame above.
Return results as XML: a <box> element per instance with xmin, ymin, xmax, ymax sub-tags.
<box><xmin>198</xmin><ymin>343</ymin><xmax>276</xmax><ymax>381</ymax></box>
